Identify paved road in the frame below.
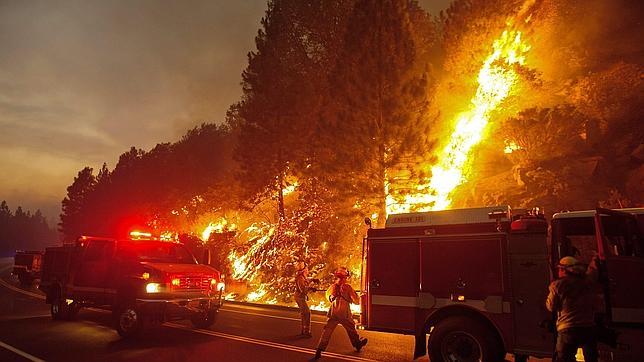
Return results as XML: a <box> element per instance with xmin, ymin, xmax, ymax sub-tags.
<box><xmin>0</xmin><ymin>259</ymin><xmax>424</xmax><ymax>362</ymax></box>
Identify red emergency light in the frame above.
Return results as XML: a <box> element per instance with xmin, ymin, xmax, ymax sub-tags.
<box><xmin>129</xmin><ymin>230</ymin><xmax>153</xmax><ymax>240</ymax></box>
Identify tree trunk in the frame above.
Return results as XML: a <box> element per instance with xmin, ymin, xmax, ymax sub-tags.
<box><xmin>277</xmin><ymin>146</ymin><xmax>286</xmax><ymax>222</ymax></box>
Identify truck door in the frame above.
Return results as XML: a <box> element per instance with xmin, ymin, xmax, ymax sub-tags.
<box><xmin>594</xmin><ymin>209</ymin><xmax>644</xmax><ymax>322</ymax></box>
<box><xmin>74</xmin><ymin>239</ymin><xmax>115</xmax><ymax>302</ymax></box>
<box><xmin>507</xmin><ymin>231</ymin><xmax>552</xmax><ymax>357</ymax></box>
<box><xmin>367</xmin><ymin>237</ymin><xmax>419</xmax><ymax>333</ymax></box>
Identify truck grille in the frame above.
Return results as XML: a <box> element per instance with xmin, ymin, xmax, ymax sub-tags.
<box><xmin>173</xmin><ymin>275</ymin><xmax>210</xmax><ymax>290</ymax></box>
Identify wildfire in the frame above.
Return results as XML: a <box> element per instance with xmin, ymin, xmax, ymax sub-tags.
<box><xmin>309</xmin><ymin>300</ymin><xmax>362</xmax><ymax>315</ymax></box>
<box><xmin>504</xmin><ymin>139</ymin><xmax>523</xmax><ymax>154</ymax></box>
<box><xmin>201</xmin><ymin>218</ymin><xmax>237</xmax><ymax>241</ymax></box>
<box><xmin>227</xmin><ymin>222</ymin><xmax>275</xmax><ymax>280</ymax></box>
<box><xmin>246</xmin><ymin>285</ymin><xmax>268</xmax><ymax>302</ymax></box>
<box><xmin>387</xmin><ymin>27</ymin><xmax>531</xmax><ymax>214</ymax></box>
<box><xmin>282</xmin><ymin>181</ymin><xmax>299</xmax><ymax>196</ymax></box>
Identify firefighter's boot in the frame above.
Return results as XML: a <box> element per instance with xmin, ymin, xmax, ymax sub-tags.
<box><xmin>314</xmin><ymin>349</ymin><xmax>322</xmax><ymax>359</ymax></box>
<box><xmin>356</xmin><ymin>338</ymin><xmax>368</xmax><ymax>352</ymax></box>
<box><xmin>300</xmin><ymin>328</ymin><xmax>312</xmax><ymax>338</ymax></box>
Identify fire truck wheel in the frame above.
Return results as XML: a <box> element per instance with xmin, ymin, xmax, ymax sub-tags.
<box><xmin>66</xmin><ymin>301</ymin><xmax>82</xmax><ymax>320</ymax></box>
<box><xmin>428</xmin><ymin>316</ymin><xmax>503</xmax><ymax>362</ymax></box>
<box><xmin>115</xmin><ymin>306</ymin><xmax>143</xmax><ymax>338</ymax></box>
<box><xmin>190</xmin><ymin>309</ymin><xmax>218</xmax><ymax>329</ymax></box>
<box><xmin>50</xmin><ymin>294</ymin><xmax>69</xmax><ymax>321</ymax></box>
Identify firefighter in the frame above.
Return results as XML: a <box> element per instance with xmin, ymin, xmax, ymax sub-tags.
<box><xmin>314</xmin><ymin>267</ymin><xmax>367</xmax><ymax>360</ymax></box>
<box><xmin>294</xmin><ymin>261</ymin><xmax>315</xmax><ymax>337</ymax></box>
<box><xmin>546</xmin><ymin>256</ymin><xmax>600</xmax><ymax>362</ymax></box>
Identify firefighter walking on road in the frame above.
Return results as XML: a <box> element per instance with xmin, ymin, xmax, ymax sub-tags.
<box><xmin>546</xmin><ymin>256</ymin><xmax>600</xmax><ymax>362</ymax></box>
<box><xmin>314</xmin><ymin>267</ymin><xmax>367</xmax><ymax>360</ymax></box>
<box><xmin>295</xmin><ymin>262</ymin><xmax>315</xmax><ymax>337</ymax></box>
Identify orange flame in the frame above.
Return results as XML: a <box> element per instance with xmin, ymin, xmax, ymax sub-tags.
<box><xmin>387</xmin><ymin>28</ymin><xmax>530</xmax><ymax>214</ymax></box>
<box><xmin>201</xmin><ymin>218</ymin><xmax>237</xmax><ymax>242</ymax></box>
<box><xmin>227</xmin><ymin>222</ymin><xmax>275</xmax><ymax>280</ymax></box>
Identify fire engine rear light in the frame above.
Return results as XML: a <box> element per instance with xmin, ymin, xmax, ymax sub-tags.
<box><xmin>216</xmin><ymin>282</ymin><xmax>225</xmax><ymax>292</ymax></box>
<box><xmin>146</xmin><ymin>282</ymin><xmax>161</xmax><ymax>293</ymax></box>
<box><xmin>171</xmin><ymin>278</ymin><xmax>181</xmax><ymax>286</ymax></box>
<box><xmin>142</xmin><ymin>272</ymin><xmax>150</xmax><ymax>280</ymax></box>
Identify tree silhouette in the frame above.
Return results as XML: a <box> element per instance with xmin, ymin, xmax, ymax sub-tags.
<box><xmin>59</xmin><ymin>167</ymin><xmax>96</xmax><ymax>239</ymax></box>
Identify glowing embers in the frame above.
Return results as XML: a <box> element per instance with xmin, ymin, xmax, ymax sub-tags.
<box><xmin>387</xmin><ymin>29</ymin><xmax>531</xmax><ymax>214</ymax></box>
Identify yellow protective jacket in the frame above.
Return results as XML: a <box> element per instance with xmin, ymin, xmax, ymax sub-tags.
<box><xmin>326</xmin><ymin>282</ymin><xmax>359</xmax><ymax>319</ymax></box>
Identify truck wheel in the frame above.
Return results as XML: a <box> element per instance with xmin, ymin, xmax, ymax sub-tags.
<box><xmin>191</xmin><ymin>309</ymin><xmax>218</xmax><ymax>329</ymax></box>
<box><xmin>66</xmin><ymin>301</ymin><xmax>82</xmax><ymax>320</ymax></box>
<box><xmin>50</xmin><ymin>295</ymin><xmax>69</xmax><ymax>321</ymax></box>
<box><xmin>428</xmin><ymin>316</ymin><xmax>504</xmax><ymax>362</ymax></box>
<box><xmin>115</xmin><ymin>306</ymin><xmax>143</xmax><ymax>338</ymax></box>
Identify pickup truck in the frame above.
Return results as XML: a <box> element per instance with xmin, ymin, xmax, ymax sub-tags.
<box><xmin>12</xmin><ymin>250</ymin><xmax>43</xmax><ymax>286</ymax></box>
<box><xmin>38</xmin><ymin>235</ymin><xmax>224</xmax><ymax>337</ymax></box>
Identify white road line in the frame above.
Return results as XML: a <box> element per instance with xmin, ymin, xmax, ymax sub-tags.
<box><xmin>0</xmin><ymin>277</ymin><xmax>45</xmax><ymax>300</ymax></box>
<box><xmin>0</xmin><ymin>314</ymin><xmax>51</xmax><ymax>321</ymax></box>
<box><xmin>0</xmin><ymin>341</ymin><xmax>45</xmax><ymax>362</ymax></box>
<box><xmin>166</xmin><ymin>322</ymin><xmax>375</xmax><ymax>362</ymax></box>
<box><xmin>221</xmin><ymin>307</ymin><xmax>326</xmax><ymax>324</ymax></box>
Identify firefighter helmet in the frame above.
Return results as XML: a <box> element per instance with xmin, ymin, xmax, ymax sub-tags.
<box><xmin>334</xmin><ymin>267</ymin><xmax>350</xmax><ymax>278</ymax></box>
<box><xmin>558</xmin><ymin>256</ymin><xmax>586</xmax><ymax>275</ymax></box>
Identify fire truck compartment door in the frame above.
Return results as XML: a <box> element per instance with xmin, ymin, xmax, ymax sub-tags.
<box><xmin>508</xmin><ymin>233</ymin><xmax>552</xmax><ymax>356</ymax></box>
<box><xmin>368</xmin><ymin>238</ymin><xmax>419</xmax><ymax>332</ymax></box>
<box><xmin>74</xmin><ymin>239</ymin><xmax>115</xmax><ymax>297</ymax></box>
<box><xmin>594</xmin><ymin>209</ymin><xmax>644</xmax><ymax>324</ymax></box>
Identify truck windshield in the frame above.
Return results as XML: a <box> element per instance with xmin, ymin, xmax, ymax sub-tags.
<box><xmin>122</xmin><ymin>241</ymin><xmax>197</xmax><ymax>264</ymax></box>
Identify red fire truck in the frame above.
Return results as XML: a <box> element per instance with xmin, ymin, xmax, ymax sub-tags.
<box><xmin>12</xmin><ymin>250</ymin><xmax>43</xmax><ymax>286</ymax></box>
<box><xmin>361</xmin><ymin>206</ymin><xmax>644</xmax><ymax>361</ymax></box>
<box><xmin>39</xmin><ymin>233</ymin><xmax>225</xmax><ymax>337</ymax></box>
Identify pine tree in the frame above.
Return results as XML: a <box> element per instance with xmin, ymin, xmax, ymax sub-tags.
<box><xmin>59</xmin><ymin>167</ymin><xmax>96</xmax><ymax>240</ymax></box>
<box><xmin>0</xmin><ymin>201</ymin><xmax>11</xmax><ymax>252</ymax></box>
<box><xmin>230</xmin><ymin>0</ymin><xmax>328</xmax><ymax>220</ymax></box>
<box><xmin>318</xmin><ymin>0</ymin><xmax>432</xmax><ymax>224</ymax></box>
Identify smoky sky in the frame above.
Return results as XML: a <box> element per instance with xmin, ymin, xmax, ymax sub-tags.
<box><xmin>0</xmin><ymin>0</ymin><xmax>451</xmax><ymax>223</ymax></box>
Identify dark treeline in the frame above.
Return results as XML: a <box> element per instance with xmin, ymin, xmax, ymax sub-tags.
<box><xmin>59</xmin><ymin>123</ymin><xmax>237</xmax><ymax>240</ymax></box>
<box><xmin>58</xmin><ymin>0</ymin><xmax>642</xmax><ymax>281</ymax></box>
<box><xmin>0</xmin><ymin>201</ymin><xmax>58</xmax><ymax>256</ymax></box>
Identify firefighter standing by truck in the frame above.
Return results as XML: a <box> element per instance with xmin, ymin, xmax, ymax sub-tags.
<box><xmin>294</xmin><ymin>262</ymin><xmax>316</xmax><ymax>337</ymax></box>
<box><xmin>314</xmin><ymin>267</ymin><xmax>367</xmax><ymax>360</ymax></box>
<box><xmin>546</xmin><ymin>256</ymin><xmax>600</xmax><ymax>362</ymax></box>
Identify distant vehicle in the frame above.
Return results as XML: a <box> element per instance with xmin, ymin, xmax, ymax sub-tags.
<box><xmin>12</xmin><ymin>250</ymin><xmax>43</xmax><ymax>286</ymax></box>
<box><xmin>360</xmin><ymin>206</ymin><xmax>644</xmax><ymax>362</ymax></box>
<box><xmin>38</xmin><ymin>232</ymin><xmax>225</xmax><ymax>337</ymax></box>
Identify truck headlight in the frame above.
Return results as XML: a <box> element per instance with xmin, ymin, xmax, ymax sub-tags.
<box><xmin>146</xmin><ymin>282</ymin><xmax>161</xmax><ymax>293</ymax></box>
